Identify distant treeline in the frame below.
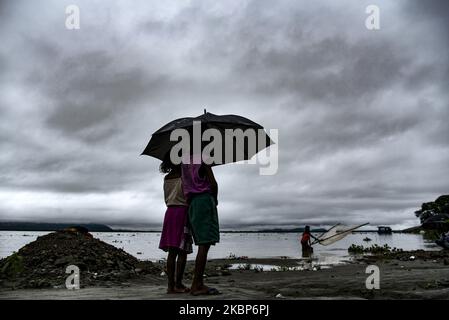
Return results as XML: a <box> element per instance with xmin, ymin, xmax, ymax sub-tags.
<box><xmin>250</xmin><ymin>227</ymin><xmax>327</xmax><ymax>233</ymax></box>
<box><xmin>0</xmin><ymin>222</ymin><xmax>387</xmax><ymax>233</ymax></box>
<box><xmin>0</xmin><ymin>223</ymin><xmax>325</xmax><ymax>233</ymax></box>
<box><xmin>0</xmin><ymin>222</ymin><xmax>113</xmax><ymax>232</ymax></box>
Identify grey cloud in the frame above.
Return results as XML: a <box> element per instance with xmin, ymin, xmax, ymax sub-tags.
<box><xmin>407</xmin><ymin>0</ymin><xmax>449</xmax><ymax>33</ymax></box>
<box><xmin>0</xmin><ymin>0</ymin><xmax>448</xmax><ymax>229</ymax></box>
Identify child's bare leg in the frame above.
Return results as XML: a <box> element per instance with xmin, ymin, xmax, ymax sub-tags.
<box><xmin>191</xmin><ymin>244</ymin><xmax>210</xmax><ymax>294</ymax></box>
<box><xmin>175</xmin><ymin>251</ymin><xmax>188</xmax><ymax>290</ymax></box>
<box><xmin>166</xmin><ymin>248</ymin><xmax>178</xmax><ymax>293</ymax></box>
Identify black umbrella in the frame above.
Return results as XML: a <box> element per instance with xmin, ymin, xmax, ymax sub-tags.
<box><xmin>141</xmin><ymin>110</ymin><xmax>273</xmax><ymax>165</ymax></box>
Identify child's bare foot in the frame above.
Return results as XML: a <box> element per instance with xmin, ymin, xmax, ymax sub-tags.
<box><xmin>175</xmin><ymin>284</ymin><xmax>190</xmax><ymax>293</ymax></box>
<box><xmin>167</xmin><ymin>288</ymin><xmax>188</xmax><ymax>294</ymax></box>
<box><xmin>167</xmin><ymin>285</ymin><xmax>190</xmax><ymax>294</ymax></box>
<box><xmin>190</xmin><ymin>285</ymin><xmax>220</xmax><ymax>296</ymax></box>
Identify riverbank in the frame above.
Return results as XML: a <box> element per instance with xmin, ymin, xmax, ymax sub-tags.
<box><xmin>1</xmin><ymin>250</ymin><xmax>449</xmax><ymax>300</ymax></box>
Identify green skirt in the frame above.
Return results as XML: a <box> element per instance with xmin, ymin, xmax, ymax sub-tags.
<box><xmin>189</xmin><ymin>193</ymin><xmax>219</xmax><ymax>246</ymax></box>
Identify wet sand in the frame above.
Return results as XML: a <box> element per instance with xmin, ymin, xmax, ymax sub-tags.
<box><xmin>1</xmin><ymin>254</ymin><xmax>449</xmax><ymax>300</ymax></box>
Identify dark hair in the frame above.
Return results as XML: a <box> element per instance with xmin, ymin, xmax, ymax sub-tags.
<box><xmin>304</xmin><ymin>225</ymin><xmax>310</xmax><ymax>233</ymax></box>
<box><xmin>159</xmin><ymin>153</ymin><xmax>176</xmax><ymax>174</ymax></box>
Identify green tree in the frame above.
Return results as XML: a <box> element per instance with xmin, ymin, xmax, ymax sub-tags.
<box><xmin>415</xmin><ymin>195</ymin><xmax>449</xmax><ymax>223</ymax></box>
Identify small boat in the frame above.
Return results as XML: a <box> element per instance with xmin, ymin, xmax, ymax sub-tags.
<box><xmin>363</xmin><ymin>237</ymin><xmax>372</xmax><ymax>242</ymax></box>
<box><xmin>377</xmin><ymin>226</ymin><xmax>392</xmax><ymax>234</ymax></box>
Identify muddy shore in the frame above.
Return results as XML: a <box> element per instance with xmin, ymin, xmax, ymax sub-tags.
<box><xmin>1</xmin><ymin>251</ymin><xmax>449</xmax><ymax>300</ymax></box>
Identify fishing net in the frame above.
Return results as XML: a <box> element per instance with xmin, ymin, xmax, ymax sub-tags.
<box><xmin>313</xmin><ymin>224</ymin><xmax>367</xmax><ymax>246</ymax></box>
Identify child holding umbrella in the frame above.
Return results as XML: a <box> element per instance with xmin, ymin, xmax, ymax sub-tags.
<box><xmin>182</xmin><ymin>154</ymin><xmax>220</xmax><ymax>296</ymax></box>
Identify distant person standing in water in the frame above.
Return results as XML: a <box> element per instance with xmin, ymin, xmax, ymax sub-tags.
<box><xmin>158</xmin><ymin>156</ymin><xmax>193</xmax><ymax>294</ymax></box>
<box><xmin>182</xmin><ymin>154</ymin><xmax>220</xmax><ymax>296</ymax></box>
<box><xmin>300</xmin><ymin>225</ymin><xmax>319</xmax><ymax>257</ymax></box>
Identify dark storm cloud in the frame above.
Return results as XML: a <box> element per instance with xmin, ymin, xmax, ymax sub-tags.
<box><xmin>405</xmin><ymin>0</ymin><xmax>449</xmax><ymax>143</ymax></box>
<box><xmin>0</xmin><ymin>0</ymin><xmax>448</xmax><ymax>229</ymax></box>
<box><xmin>407</xmin><ymin>0</ymin><xmax>449</xmax><ymax>33</ymax></box>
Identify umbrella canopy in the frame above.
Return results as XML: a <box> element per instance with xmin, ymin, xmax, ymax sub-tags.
<box><xmin>141</xmin><ymin>111</ymin><xmax>273</xmax><ymax>165</ymax></box>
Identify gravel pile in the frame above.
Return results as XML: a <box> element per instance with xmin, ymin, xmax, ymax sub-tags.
<box><xmin>0</xmin><ymin>229</ymin><xmax>160</xmax><ymax>289</ymax></box>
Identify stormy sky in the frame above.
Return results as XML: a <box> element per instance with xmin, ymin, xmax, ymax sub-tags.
<box><xmin>0</xmin><ymin>0</ymin><xmax>448</xmax><ymax>230</ymax></box>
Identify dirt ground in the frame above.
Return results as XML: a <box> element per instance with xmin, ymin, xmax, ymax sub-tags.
<box><xmin>1</xmin><ymin>253</ymin><xmax>449</xmax><ymax>300</ymax></box>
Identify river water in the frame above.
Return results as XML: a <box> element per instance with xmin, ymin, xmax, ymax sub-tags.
<box><xmin>0</xmin><ymin>231</ymin><xmax>438</xmax><ymax>265</ymax></box>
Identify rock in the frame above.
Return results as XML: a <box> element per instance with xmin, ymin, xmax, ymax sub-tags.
<box><xmin>54</xmin><ymin>256</ymin><xmax>73</xmax><ymax>266</ymax></box>
<box><xmin>36</xmin><ymin>279</ymin><xmax>50</xmax><ymax>288</ymax></box>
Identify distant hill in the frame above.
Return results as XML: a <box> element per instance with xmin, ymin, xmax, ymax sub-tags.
<box><xmin>0</xmin><ymin>222</ymin><xmax>113</xmax><ymax>232</ymax></box>
<box><xmin>0</xmin><ymin>222</ymin><xmax>325</xmax><ymax>233</ymax></box>
<box><xmin>401</xmin><ymin>225</ymin><xmax>422</xmax><ymax>234</ymax></box>
<box><xmin>0</xmin><ymin>223</ymin><xmax>380</xmax><ymax>233</ymax></box>
<box><xmin>258</xmin><ymin>227</ymin><xmax>327</xmax><ymax>233</ymax></box>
